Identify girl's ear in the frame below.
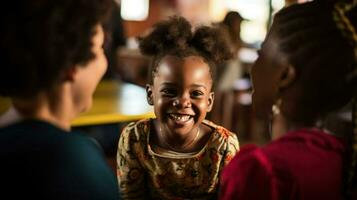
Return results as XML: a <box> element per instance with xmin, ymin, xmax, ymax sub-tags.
<box><xmin>279</xmin><ymin>64</ymin><xmax>296</xmax><ymax>90</ymax></box>
<box><xmin>206</xmin><ymin>92</ymin><xmax>215</xmax><ymax>112</ymax></box>
<box><xmin>146</xmin><ymin>84</ymin><xmax>154</xmax><ymax>105</ymax></box>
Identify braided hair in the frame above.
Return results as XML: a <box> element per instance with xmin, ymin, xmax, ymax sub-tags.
<box><xmin>138</xmin><ymin>16</ymin><xmax>233</xmax><ymax>88</ymax></box>
<box><xmin>333</xmin><ymin>1</ymin><xmax>357</xmax><ymax>197</ymax></box>
<box><xmin>273</xmin><ymin>0</ymin><xmax>357</xmax><ymax>198</ymax></box>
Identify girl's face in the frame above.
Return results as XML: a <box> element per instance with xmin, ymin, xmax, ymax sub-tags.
<box><xmin>147</xmin><ymin>55</ymin><xmax>214</xmax><ymax>137</ymax></box>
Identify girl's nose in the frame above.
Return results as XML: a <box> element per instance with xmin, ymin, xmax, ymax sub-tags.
<box><xmin>173</xmin><ymin>97</ymin><xmax>191</xmax><ymax>108</ymax></box>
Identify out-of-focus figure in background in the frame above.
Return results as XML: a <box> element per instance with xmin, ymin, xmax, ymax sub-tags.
<box><xmin>216</xmin><ymin>11</ymin><xmax>246</xmax><ymax>91</ymax></box>
<box><xmin>208</xmin><ymin>11</ymin><xmax>257</xmax><ymax>143</ymax></box>
<box><xmin>103</xmin><ymin>0</ymin><xmax>127</xmax><ymax>79</ymax></box>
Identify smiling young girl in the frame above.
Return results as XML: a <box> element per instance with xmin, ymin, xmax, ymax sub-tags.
<box><xmin>116</xmin><ymin>16</ymin><xmax>239</xmax><ymax>199</ymax></box>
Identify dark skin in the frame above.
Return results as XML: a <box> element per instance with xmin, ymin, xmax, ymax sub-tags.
<box><xmin>146</xmin><ymin>55</ymin><xmax>215</xmax><ymax>153</ymax></box>
<box><xmin>250</xmin><ymin>22</ymin><xmax>315</xmax><ymax>139</ymax></box>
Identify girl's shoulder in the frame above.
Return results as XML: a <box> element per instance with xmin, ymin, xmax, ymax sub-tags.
<box><xmin>203</xmin><ymin>119</ymin><xmax>238</xmax><ymax>141</ymax></box>
<box><xmin>120</xmin><ymin>118</ymin><xmax>152</xmax><ymax>143</ymax></box>
<box><xmin>203</xmin><ymin>120</ymin><xmax>239</xmax><ymax>153</ymax></box>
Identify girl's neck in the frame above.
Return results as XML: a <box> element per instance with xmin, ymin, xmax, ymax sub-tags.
<box><xmin>153</xmin><ymin>120</ymin><xmax>208</xmax><ymax>153</ymax></box>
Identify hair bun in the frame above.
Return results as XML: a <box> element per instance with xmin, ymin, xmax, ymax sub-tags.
<box><xmin>191</xmin><ymin>26</ymin><xmax>233</xmax><ymax>64</ymax></box>
<box><xmin>139</xmin><ymin>16</ymin><xmax>192</xmax><ymax>56</ymax></box>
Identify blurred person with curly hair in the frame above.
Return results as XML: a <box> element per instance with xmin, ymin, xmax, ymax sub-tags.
<box><xmin>0</xmin><ymin>0</ymin><xmax>120</xmax><ymax>199</ymax></box>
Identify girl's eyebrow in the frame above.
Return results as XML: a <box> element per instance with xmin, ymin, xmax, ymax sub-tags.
<box><xmin>160</xmin><ymin>82</ymin><xmax>207</xmax><ymax>90</ymax></box>
<box><xmin>160</xmin><ymin>82</ymin><xmax>176</xmax><ymax>86</ymax></box>
<box><xmin>191</xmin><ymin>84</ymin><xmax>207</xmax><ymax>90</ymax></box>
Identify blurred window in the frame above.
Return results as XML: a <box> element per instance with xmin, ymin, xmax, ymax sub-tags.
<box><xmin>210</xmin><ymin>0</ymin><xmax>285</xmax><ymax>47</ymax></box>
<box><xmin>121</xmin><ymin>0</ymin><xmax>149</xmax><ymax>21</ymax></box>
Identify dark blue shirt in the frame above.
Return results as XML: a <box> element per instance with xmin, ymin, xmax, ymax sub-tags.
<box><xmin>0</xmin><ymin>120</ymin><xmax>120</xmax><ymax>200</ymax></box>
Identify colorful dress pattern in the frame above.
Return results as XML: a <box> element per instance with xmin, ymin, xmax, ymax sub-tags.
<box><xmin>116</xmin><ymin>119</ymin><xmax>239</xmax><ymax>200</ymax></box>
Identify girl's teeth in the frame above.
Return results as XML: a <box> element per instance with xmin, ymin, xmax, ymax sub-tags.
<box><xmin>170</xmin><ymin>114</ymin><xmax>190</xmax><ymax>121</ymax></box>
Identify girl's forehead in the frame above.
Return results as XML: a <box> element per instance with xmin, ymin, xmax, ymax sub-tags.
<box><xmin>159</xmin><ymin>55</ymin><xmax>206</xmax><ymax>65</ymax></box>
<box><xmin>157</xmin><ymin>55</ymin><xmax>209</xmax><ymax>73</ymax></box>
<box><xmin>154</xmin><ymin>55</ymin><xmax>213</xmax><ymax>85</ymax></box>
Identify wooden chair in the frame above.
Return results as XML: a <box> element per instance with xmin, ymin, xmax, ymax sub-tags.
<box><xmin>208</xmin><ymin>81</ymin><xmax>270</xmax><ymax>145</ymax></box>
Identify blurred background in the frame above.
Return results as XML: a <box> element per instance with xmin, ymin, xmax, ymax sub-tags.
<box><xmin>1</xmin><ymin>0</ymin><xmax>320</xmax><ymax>171</ymax></box>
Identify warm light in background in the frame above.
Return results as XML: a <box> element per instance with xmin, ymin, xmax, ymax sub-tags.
<box><xmin>121</xmin><ymin>0</ymin><xmax>149</xmax><ymax>21</ymax></box>
<box><xmin>272</xmin><ymin>0</ymin><xmax>285</xmax><ymax>13</ymax></box>
<box><xmin>177</xmin><ymin>0</ymin><xmax>210</xmax><ymax>26</ymax></box>
<box><xmin>209</xmin><ymin>0</ymin><xmax>284</xmax><ymax>46</ymax></box>
<box><xmin>209</xmin><ymin>0</ymin><xmax>227</xmax><ymax>22</ymax></box>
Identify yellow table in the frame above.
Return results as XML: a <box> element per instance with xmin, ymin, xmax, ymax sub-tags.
<box><xmin>71</xmin><ymin>80</ymin><xmax>155</xmax><ymax>126</ymax></box>
<box><xmin>0</xmin><ymin>80</ymin><xmax>155</xmax><ymax>127</ymax></box>
<box><xmin>0</xmin><ymin>97</ymin><xmax>11</xmax><ymax>114</ymax></box>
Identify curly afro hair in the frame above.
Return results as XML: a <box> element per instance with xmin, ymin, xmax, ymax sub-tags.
<box><xmin>138</xmin><ymin>16</ymin><xmax>233</xmax><ymax>85</ymax></box>
<box><xmin>0</xmin><ymin>0</ymin><xmax>112</xmax><ymax>98</ymax></box>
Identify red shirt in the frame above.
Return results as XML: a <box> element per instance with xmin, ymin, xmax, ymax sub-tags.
<box><xmin>219</xmin><ymin>129</ymin><xmax>347</xmax><ymax>200</ymax></box>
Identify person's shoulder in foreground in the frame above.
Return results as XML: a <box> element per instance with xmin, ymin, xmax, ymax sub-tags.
<box><xmin>0</xmin><ymin>119</ymin><xmax>120</xmax><ymax>200</ymax></box>
<box><xmin>219</xmin><ymin>128</ymin><xmax>347</xmax><ymax>200</ymax></box>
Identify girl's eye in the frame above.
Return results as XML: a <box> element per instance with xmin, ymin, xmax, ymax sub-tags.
<box><xmin>191</xmin><ymin>90</ymin><xmax>204</xmax><ymax>98</ymax></box>
<box><xmin>161</xmin><ymin>88</ymin><xmax>176</xmax><ymax>97</ymax></box>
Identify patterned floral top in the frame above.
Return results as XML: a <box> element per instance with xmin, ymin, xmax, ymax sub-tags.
<box><xmin>116</xmin><ymin>118</ymin><xmax>239</xmax><ymax>200</ymax></box>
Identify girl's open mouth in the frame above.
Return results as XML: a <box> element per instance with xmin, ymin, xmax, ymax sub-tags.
<box><xmin>168</xmin><ymin>113</ymin><xmax>194</xmax><ymax>124</ymax></box>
